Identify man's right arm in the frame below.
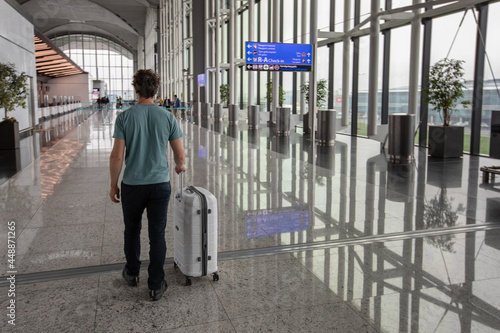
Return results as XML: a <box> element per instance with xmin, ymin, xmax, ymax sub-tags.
<box><xmin>170</xmin><ymin>138</ymin><xmax>186</xmax><ymax>174</ymax></box>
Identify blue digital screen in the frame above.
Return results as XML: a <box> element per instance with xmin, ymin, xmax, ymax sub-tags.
<box><xmin>198</xmin><ymin>145</ymin><xmax>206</xmax><ymax>158</ymax></box>
<box><xmin>245</xmin><ymin>41</ymin><xmax>313</xmax><ymax>72</ymax></box>
<box><xmin>246</xmin><ymin>207</ymin><xmax>310</xmax><ymax>238</ymax></box>
<box><xmin>197</xmin><ymin>74</ymin><xmax>205</xmax><ymax>87</ymax></box>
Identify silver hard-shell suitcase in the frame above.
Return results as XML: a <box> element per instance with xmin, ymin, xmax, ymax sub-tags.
<box><xmin>173</xmin><ymin>174</ymin><xmax>219</xmax><ymax>285</ymax></box>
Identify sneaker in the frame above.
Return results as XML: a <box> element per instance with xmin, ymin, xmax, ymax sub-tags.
<box><xmin>149</xmin><ymin>279</ymin><xmax>167</xmax><ymax>301</ymax></box>
<box><xmin>122</xmin><ymin>267</ymin><xmax>139</xmax><ymax>287</ymax></box>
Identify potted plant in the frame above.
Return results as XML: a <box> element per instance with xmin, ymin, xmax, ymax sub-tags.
<box><xmin>0</xmin><ymin>62</ymin><xmax>28</xmax><ymax>150</ymax></box>
<box><xmin>266</xmin><ymin>80</ymin><xmax>284</xmax><ymax>107</ymax></box>
<box><xmin>300</xmin><ymin>79</ymin><xmax>328</xmax><ymax>134</ymax></box>
<box><xmin>424</xmin><ymin>58</ymin><xmax>470</xmax><ymax>158</ymax></box>
<box><xmin>220</xmin><ymin>84</ymin><xmax>229</xmax><ymax>107</ymax></box>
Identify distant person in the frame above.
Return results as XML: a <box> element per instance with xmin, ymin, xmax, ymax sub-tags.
<box><xmin>174</xmin><ymin>95</ymin><xmax>181</xmax><ymax>108</ymax></box>
<box><xmin>109</xmin><ymin>69</ymin><xmax>187</xmax><ymax>301</ymax></box>
<box><xmin>102</xmin><ymin>96</ymin><xmax>109</xmax><ymax>108</ymax></box>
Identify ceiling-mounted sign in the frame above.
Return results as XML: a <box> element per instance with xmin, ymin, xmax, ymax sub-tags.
<box><xmin>245</xmin><ymin>41</ymin><xmax>313</xmax><ymax>72</ymax></box>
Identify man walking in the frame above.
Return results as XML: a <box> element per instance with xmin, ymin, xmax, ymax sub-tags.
<box><xmin>109</xmin><ymin>69</ymin><xmax>186</xmax><ymax>301</ymax></box>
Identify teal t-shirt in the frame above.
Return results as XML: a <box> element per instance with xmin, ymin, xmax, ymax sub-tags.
<box><xmin>113</xmin><ymin>104</ymin><xmax>183</xmax><ymax>185</ymax></box>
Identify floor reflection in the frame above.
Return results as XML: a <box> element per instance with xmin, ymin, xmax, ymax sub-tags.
<box><xmin>2</xmin><ymin>108</ymin><xmax>500</xmax><ymax>332</ymax></box>
<box><xmin>0</xmin><ymin>148</ymin><xmax>21</xmax><ymax>185</ymax></box>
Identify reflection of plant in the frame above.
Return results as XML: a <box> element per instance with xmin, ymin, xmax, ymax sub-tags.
<box><xmin>315</xmin><ymin>175</ymin><xmax>325</xmax><ymax>186</ymax></box>
<box><xmin>0</xmin><ymin>62</ymin><xmax>28</xmax><ymax>121</ymax></box>
<box><xmin>266</xmin><ymin>80</ymin><xmax>284</xmax><ymax>106</ymax></box>
<box><xmin>301</xmin><ymin>79</ymin><xmax>328</xmax><ymax>109</ymax></box>
<box><xmin>423</xmin><ymin>188</ymin><xmax>465</xmax><ymax>252</ymax></box>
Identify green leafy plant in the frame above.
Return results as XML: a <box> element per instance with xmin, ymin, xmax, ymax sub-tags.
<box><xmin>0</xmin><ymin>63</ymin><xmax>28</xmax><ymax>122</ymax></box>
<box><xmin>424</xmin><ymin>58</ymin><xmax>470</xmax><ymax>127</ymax></box>
<box><xmin>266</xmin><ymin>80</ymin><xmax>284</xmax><ymax>106</ymax></box>
<box><xmin>301</xmin><ymin>79</ymin><xmax>328</xmax><ymax>109</ymax></box>
<box><xmin>220</xmin><ymin>84</ymin><xmax>229</xmax><ymax>106</ymax></box>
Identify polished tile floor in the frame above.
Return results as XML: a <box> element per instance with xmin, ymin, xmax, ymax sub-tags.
<box><xmin>1</xmin><ymin>107</ymin><xmax>500</xmax><ymax>332</ymax></box>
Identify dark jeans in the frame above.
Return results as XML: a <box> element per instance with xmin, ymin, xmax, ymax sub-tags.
<box><xmin>121</xmin><ymin>182</ymin><xmax>171</xmax><ymax>290</ymax></box>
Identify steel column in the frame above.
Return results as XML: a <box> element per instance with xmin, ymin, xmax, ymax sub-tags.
<box><xmin>367</xmin><ymin>0</ymin><xmax>380</xmax><ymax>137</ymax></box>
<box><xmin>471</xmin><ymin>4</ymin><xmax>488</xmax><ymax>155</ymax></box>
<box><xmin>408</xmin><ymin>0</ymin><xmax>422</xmax><ymax>117</ymax></box>
<box><xmin>418</xmin><ymin>17</ymin><xmax>432</xmax><ymax>147</ymax></box>
<box><xmin>342</xmin><ymin>0</ymin><xmax>351</xmax><ymax>127</ymax></box>
<box><xmin>381</xmin><ymin>29</ymin><xmax>390</xmax><ymax>124</ymax></box>
<box><xmin>300</xmin><ymin>0</ymin><xmax>307</xmax><ymax>117</ymax></box>
<box><xmin>205</xmin><ymin>0</ymin><xmax>210</xmax><ymax>103</ymax></box>
<box><xmin>309</xmin><ymin>0</ymin><xmax>318</xmax><ymax>141</ymax></box>
<box><xmin>248</xmin><ymin>0</ymin><xmax>255</xmax><ymax>107</ymax></box>
<box><xmin>229</xmin><ymin>0</ymin><xmax>236</xmax><ymax>105</ymax></box>
<box><xmin>215</xmin><ymin>0</ymin><xmax>220</xmax><ymax>105</ymax></box>
<box><xmin>272</xmin><ymin>0</ymin><xmax>280</xmax><ymax>124</ymax></box>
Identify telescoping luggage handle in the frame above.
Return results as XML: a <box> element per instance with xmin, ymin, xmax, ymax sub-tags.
<box><xmin>178</xmin><ymin>171</ymin><xmax>184</xmax><ymax>198</ymax></box>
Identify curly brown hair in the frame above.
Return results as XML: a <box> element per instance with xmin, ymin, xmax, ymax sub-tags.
<box><xmin>132</xmin><ymin>69</ymin><xmax>160</xmax><ymax>99</ymax></box>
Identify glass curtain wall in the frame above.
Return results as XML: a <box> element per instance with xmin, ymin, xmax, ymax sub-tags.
<box><xmin>430</xmin><ymin>10</ymin><xmax>477</xmax><ymax>152</ymax></box>
<box><xmin>166</xmin><ymin>0</ymin><xmax>500</xmax><ymax>156</ymax></box>
<box><xmin>388</xmin><ymin>26</ymin><xmax>412</xmax><ymax>115</ymax></box>
<box><xmin>52</xmin><ymin>34</ymin><xmax>134</xmax><ymax>101</ymax></box>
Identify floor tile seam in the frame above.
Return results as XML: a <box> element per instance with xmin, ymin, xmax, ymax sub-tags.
<box><xmin>369</xmin><ymin>280</ymin><xmax>472</xmax><ymax>306</ymax></box>
<box><xmin>165</xmin><ymin>320</ymin><xmax>234</xmax><ymax>332</ymax></box>
<box><xmin>17</xmin><ymin>246</ymin><xmax>104</xmax><ymax>263</ymax></box>
<box><xmin>100</xmin><ymin>203</ymin><xmax>111</xmax><ymax>266</ymax></box>
<box><xmin>390</xmin><ymin>284</ymin><xmax>500</xmax><ymax>325</ymax></box>
<box><xmin>343</xmin><ymin>300</ymin><xmax>384</xmax><ymax>333</ymax></box>
<box><xmin>462</xmin><ymin>286</ymin><xmax>500</xmax><ymax>324</ymax></box>
<box><xmin>92</xmin><ymin>273</ymin><xmax>102</xmax><ymax>333</ymax></box>
<box><xmin>15</xmin><ymin>203</ymin><xmax>44</xmax><ymax>242</ymax></box>
<box><xmin>221</xmin><ymin>223</ymin><xmax>500</xmax><ymax>260</ymax></box>
<box><xmin>287</xmin><ymin>252</ymin><xmax>370</xmax><ymax>294</ymax></box>
<box><xmin>207</xmin><ymin>272</ymin><xmax>235</xmax><ymax>328</ymax></box>
<box><xmin>20</xmin><ymin>220</ymin><xmax>107</xmax><ymax>230</ymax></box>
<box><xmin>40</xmin><ymin>201</ymin><xmax>108</xmax><ymax>209</ymax></box>
<box><xmin>232</xmin><ymin>300</ymin><xmax>379</xmax><ymax>328</ymax></box>
<box><xmin>3</xmin><ymin>224</ymin><xmax>498</xmax><ymax>287</ymax></box>
<box><xmin>470</xmin><ymin>248</ymin><xmax>500</xmax><ymax>265</ymax></box>
<box><xmin>0</xmin><ymin>153</ymin><xmax>41</xmax><ymax>186</ymax></box>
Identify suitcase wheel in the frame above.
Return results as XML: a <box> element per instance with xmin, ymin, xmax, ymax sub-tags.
<box><xmin>185</xmin><ymin>276</ymin><xmax>192</xmax><ymax>286</ymax></box>
<box><xmin>213</xmin><ymin>273</ymin><xmax>219</xmax><ymax>281</ymax></box>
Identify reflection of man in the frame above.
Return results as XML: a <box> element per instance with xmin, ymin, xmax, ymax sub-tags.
<box><xmin>109</xmin><ymin>69</ymin><xmax>187</xmax><ymax>301</ymax></box>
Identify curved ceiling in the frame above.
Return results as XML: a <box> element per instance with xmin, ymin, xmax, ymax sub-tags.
<box><xmin>16</xmin><ymin>0</ymin><xmax>159</xmax><ymax>51</ymax></box>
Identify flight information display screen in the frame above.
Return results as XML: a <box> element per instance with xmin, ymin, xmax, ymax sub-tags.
<box><xmin>245</xmin><ymin>41</ymin><xmax>313</xmax><ymax>72</ymax></box>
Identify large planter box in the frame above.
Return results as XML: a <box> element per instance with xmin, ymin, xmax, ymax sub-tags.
<box><xmin>303</xmin><ymin>114</ymin><xmax>310</xmax><ymax>134</ymax></box>
<box><xmin>428</xmin><ymin>125</ymin><xmax>464</xmax><ymax>158</ymax></box>
<box><xmin>0</xmin><ymin>121</ymin><xmax>20</xmax><ymax>150</ymax></box>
